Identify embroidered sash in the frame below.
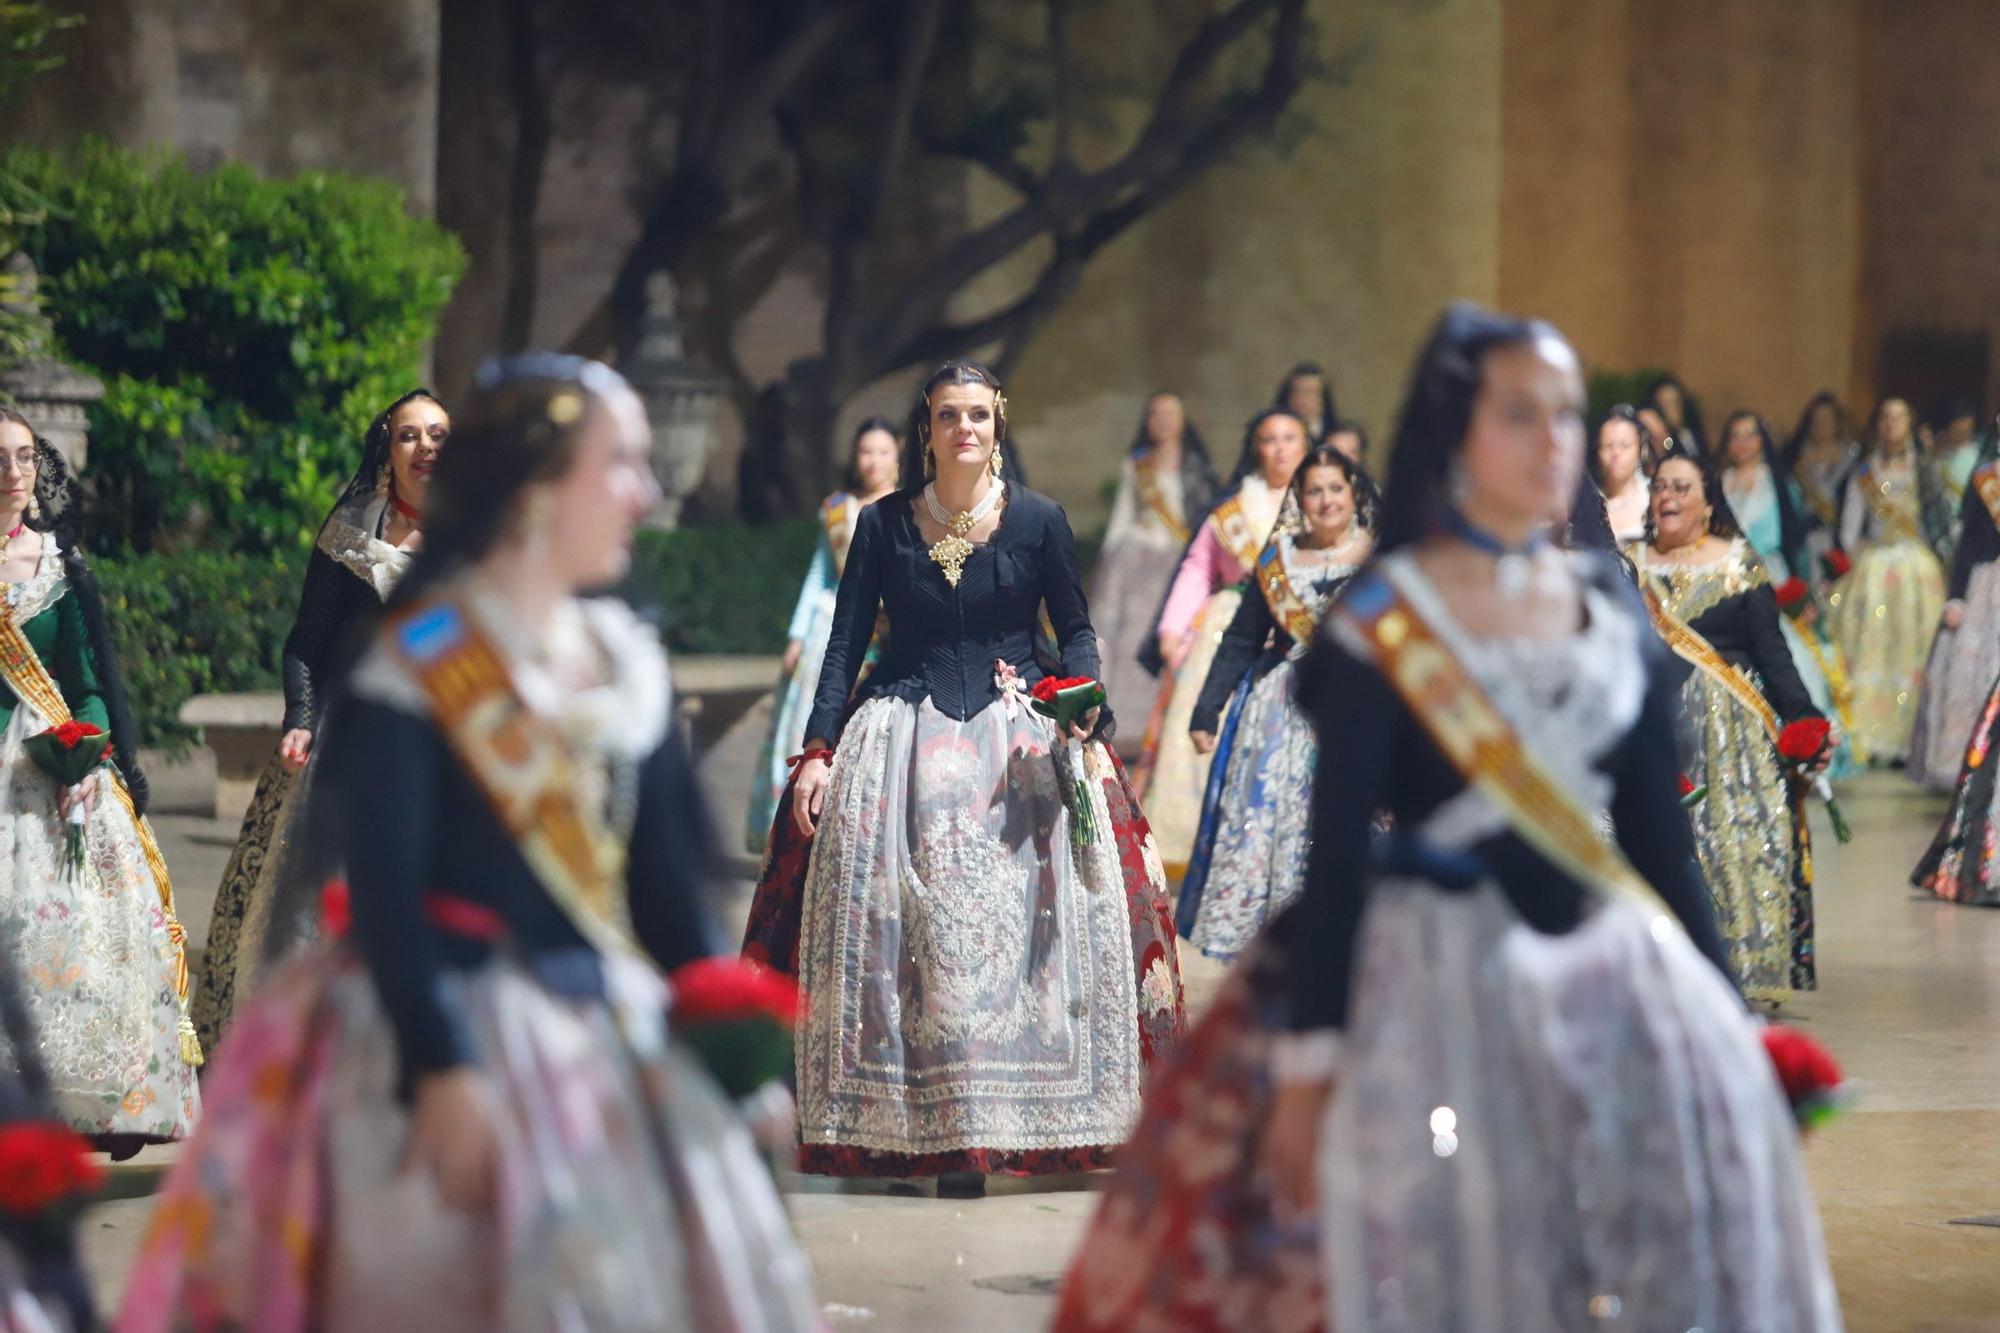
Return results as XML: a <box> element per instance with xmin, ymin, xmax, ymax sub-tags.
<box><xmin>1134</xmin><ymin>458</ymin><xmax>1191</xmax><ymax>545</ymax></box>
<box><xmin>387</xmin><ymin>598</ymin><xmax>638</xmax><ymax>960</ymax></box>
<box><xmin>1255</xmin><ymin>541</ymin><xmax>1321</xmax><ymax>646</ymax></box>
<box><xmin>823</xmin><ymin>493</ymin><xmax>856</xmax><ymax>574</ymax></box>
<box><xmin>1638</xmin><ymin>583</ymin><xmax>1781</xmax><ymax>744</ymax></box>
<box><xmin>1334</xmin><ymin>572</ymin><xmax>1674</xmax><ymax>922</ymax></box>
<box><xmin>1853</xmin><ymin>460</ymin><xmax>1924</xmax><ymax>545</ymax></box>
<box><xmin>0</xmin><ymin>607</ymin><xmax>202</xmax><ymax>1064</ymax></box>
<box><xmin>1971</xmin><ymin>459</ymin><xmax>2000</xmax><ymax>535</ymax></box>
<box><xmin>1209</xmin><ymin>492</ymin><xmax>1273</xmax><ymax>574</ymax></box>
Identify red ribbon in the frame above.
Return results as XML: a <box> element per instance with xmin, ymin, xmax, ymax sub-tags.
<box><xmin>423</xmin><ymin>892</ymin><xmax>507</xmax><ymax>942</ymax></box>
<box><xmin>786</xmin><ymin>747</ymin><xmax>836</xmax><ymax>772</ymax></box>
<box><xmin>392</xmin><ymin>493</ymin><xmax>424</xmax><ymax>524</ymax></box>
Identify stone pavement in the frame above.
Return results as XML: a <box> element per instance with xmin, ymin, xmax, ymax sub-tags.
<box><xmin>74</xmin><ymin>712</ymin><xmax>2000</xmax><ymax>1329</ymax></box>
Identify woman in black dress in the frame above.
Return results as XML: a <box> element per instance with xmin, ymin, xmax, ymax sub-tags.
<box><xmin>744</xmin><ymin>360</ymin><xmax>1185</xmax><ymax>1196</ymax></box>
<box><xmin>193</xmin><ymin>390</ymin><xmax>445</xmax><ymax>1052</ymax></box>
<box><xmin>124</xmin><ymin>355</ymin><xmax>819</xmax><ymax>1332</ymax></box>
<box><xmin>1254</xmin><ymin>305</ymin><xmax>1837</xmax><ymax>1329</ymax></box>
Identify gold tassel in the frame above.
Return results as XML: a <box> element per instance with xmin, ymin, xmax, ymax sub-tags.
<box><xmin>178</xmin><ymin>1013</ymin><xmax>205</xmax><ymax>1068</ymax></box>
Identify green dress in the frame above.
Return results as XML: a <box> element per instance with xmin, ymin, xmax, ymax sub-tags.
<box><xmin>0</xmin><ymin>546</ymin><xmax>199</xmax><ymax>1142</ymax></box>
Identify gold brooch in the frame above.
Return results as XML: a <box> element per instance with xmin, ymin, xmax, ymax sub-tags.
<box><xmin>929</xmin><ymin>510</ymin><xmax>978</xmax><ymax>587</ymax></box>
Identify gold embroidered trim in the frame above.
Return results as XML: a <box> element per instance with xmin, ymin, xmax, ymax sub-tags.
<box><xmin>1134</xmin><ymin>459</ymin><xmax>1190</xmax><ymax>545</ymax></box>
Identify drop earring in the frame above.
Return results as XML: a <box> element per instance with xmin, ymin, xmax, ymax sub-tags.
<box><xmin>26</xmin><ymin>493</ymin><xmax>39</xmax><ymax>522</ymax></box>
<box><xmin>988</xmin><ymin>444</ymin><xmax>1004</xmax><ymax>480</ymax></box>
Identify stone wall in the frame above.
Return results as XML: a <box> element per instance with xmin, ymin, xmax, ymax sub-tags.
<box><xmin>16</xmin><ymin>0</ymin><xmax>441</xmax><ymax>210</ymax></box>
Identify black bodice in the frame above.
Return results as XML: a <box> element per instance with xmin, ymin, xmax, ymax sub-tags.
<box><xmin>282</xmin><ymin>550</ymin><xmax>385</xmax><ymax>733</ymax></box>
<box><xmin>325</xmin><ymin>698</ymin><xmax>722</xmax><ymax>1088</ymax></box>
<box><xmin>1281</xmin><ymin>554</ymin><xmax>1735</xmax><ymax>1033</ymax></box>
<box><xmin>803</xmin><ymin>487</ymin><xmax>1103</xmax><ymax>746</ymax></box>
<box><xmin>1950</xmin><ymin>481</ymin><xmax>2000</xmax><ymax>600</ymax></box>
<box><xmin>1651</xmin><ymin>576</ymin><xmax>1820</xmax><ymax>726</ymax></box>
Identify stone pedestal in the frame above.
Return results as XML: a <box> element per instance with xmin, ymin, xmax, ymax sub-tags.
<box><xmin>177</xmin><ymin>692</ymin><xmax>285</xmax><ymax>823</ymax></box>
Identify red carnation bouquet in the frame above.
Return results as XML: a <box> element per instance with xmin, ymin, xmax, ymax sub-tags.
<box><xmin>1777</xmin><ymin>718</ymin><xmax>1852</xmax><ymax>843</ymax></box>
<box><xmin>24</xmin><ymin>721</ymin><xmax>110</xmax><ymax>880</ymax></box>
<box><xmin>1820</xmin><ymin>549</ymin><xmax>1851</xmax><ymax>581</ymax></box>
<box><xmin>670</xmin><ymin>958</ymin><xmax>799</xmax><ymax>1101</ymax></box>
<box><xmin>1030</xmin><ymin>675</ymin><xmax>1107</xmax><ymax>844</ymax></box>
<box><xmin>0</xmin><ymin>1121</ymin><xmax>104</xmax><ymax>1241</ymax></box>
<box><xmin>1772</xmin><ymin>577</ymin><xmax>1811</xmax><ymax>619</ymax></box>
<box><xmin>1761</xmin><ymin>1024</ymin><xmax>1850</xmax><ymax>1133</ymax></box>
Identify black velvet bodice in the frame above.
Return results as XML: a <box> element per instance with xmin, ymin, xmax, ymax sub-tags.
<box><xmin>1645</xmin><ymin>573</ymin><xmax>1821</xmax><ymax>727</ymax></box>
<box><xmin>282</xmin><ymin>550</ymin><xmax>386</xmax><ymax>733</ymax></box>
<box><xmin>803</xmin><ymin>487</ymin><xmax>1103</xmax><ymax>746</ymax></box>
<box><xmin>1281</xmin><ymin>554</ymin><xmax>1735</xmax><ymax>1033</ymax></box>
<box><xmin>325</xmin><ymin>697</ymin><xmax>722</xmax><ymax>1087</ymax></box>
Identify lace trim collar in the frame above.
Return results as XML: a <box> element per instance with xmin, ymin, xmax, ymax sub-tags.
<box><xmin>6</xmin><ymin>540</ymin><xmax>66</xmax><ymax>623</ymax></box>
<box><xmin>350</xmin><ymin>581</ymin><xmax>673</xmax><ymax>761</ymax></box>
<box><xmin>318</xmin><ymin>495</ymin><xmax>414</xmax><ymax>602</ymax></box>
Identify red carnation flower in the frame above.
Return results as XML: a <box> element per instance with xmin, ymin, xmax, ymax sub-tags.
<box><xmin>1678</xmin><ymin>774</ymin><xmax>1695</xmax><ymax>798</ymax></box>
<box><xmin>1762</xmin><ymin>1025</ymin><xmax>1844</xmax><ymax>1106</ymax></box>
<box><xmin>49</xmin><ymin>721</ymin><xmax>102</xmax><ymax>750</ymax></box>
<box><xmin>1773</xmin><ymin>578</ymin><xmax>1809</xmax><ymax>609</ymax></box>
<box><xmin>1030</xmin><ymin>675</ymin><xmax>1096</xmax><ymax>704</ymax></box>
<box><xmin>320</xmin><ymin>880</ymin><xmax>351</xmax><ymax>937</ymax></box>
<box><xmin>0</xmin><ymin>1122</ymin><xmax>102</xmax><ymax>1216</ymax></box>
<box><xmin>1821</xmin><ymin>549</ymin><xmax>1852</xmax><ymax>579</ymax></box>
<box><xmin>1777</xmin><ymin>718</ymin><xmax>1832</xmax><ymax>762</ymax></box>
<box><xmin>671</xmin><ymin>957</ymin><xmax>799</xmax><ymax>1027</ymax></box>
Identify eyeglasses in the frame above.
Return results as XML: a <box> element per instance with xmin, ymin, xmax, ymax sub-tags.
<box><xmin>1654</xmin><ymin>478</ymin><xmax>1701</xmax><ymax>498</ymax></box>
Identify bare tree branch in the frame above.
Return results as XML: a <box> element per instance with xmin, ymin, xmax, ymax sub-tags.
<box><xmin>859</xmin><ymin>0</ymin><xmax>1303</xmax><ymax>377</ymax></box>
<box><xmin>1047</xmin><ymin>0</ymin><xmax>1075</xmax><ymax>171</ymax></box>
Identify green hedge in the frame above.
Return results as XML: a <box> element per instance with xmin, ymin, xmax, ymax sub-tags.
<box><xmin>628</xmin><ymin>519</ymin><xmax>819</xmax><ymax>656</ymax></box>
<box><xmin>97</xmin><ymin>549</ymin><xmax>300</xmax><ymax>751</ymax></box>
<box><xmin>4</xmin><ymin>138</ymin><xmax>464</xmax><ymax>555</ymax></box>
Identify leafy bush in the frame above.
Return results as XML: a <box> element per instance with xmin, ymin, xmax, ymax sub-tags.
<box><xmin>3</xmin><ymin>139</ymin><xmax>465</xmax><ymax>554</ymax></box>
<box><xmin>628</xmin><ymin>519</ymin><xmax>820</xmax><ymax>656</ymax></box>
<box><xmin>97</xmin><ymin>549</ymin><xmax>300</xmax><ymax>751</ymax></box>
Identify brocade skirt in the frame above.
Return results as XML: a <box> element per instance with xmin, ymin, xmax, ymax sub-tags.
<box><xmin>746</xmin><ymin>693</ymin><xmax>1185</xmax><ymax>1176</ymax></box>
<box><xmin>119</xmin><ymin>949</ymin><xmax>822</xmax><ymax>1333</ymax></box>
<box><xmin>1908</xmin><ymin>562</ymin><xmax>2000</xmax><ymax>790</ymax></box>
<box><xmin>1829</xmin><ymin>538</ymin><xmax>1944</xmax><ymax>763</ymax></box>
<box><xmin>1135</xmin><ymin>588</ymin><xmax>1241</xmax><ymax>877</ymax></box>
<box><xmin>1316</xmin><ymin>880</ymin><xmax>1841</xmax><ymax>1331</ymax></box>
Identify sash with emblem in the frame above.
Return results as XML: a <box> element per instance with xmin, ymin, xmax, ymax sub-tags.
<box><xmin>1254</xmin><ymin>541</ymin><xmax>1321</xmax><ymax>646</ymax></box>
<box><xmin>1333</xmin><ymin>570</ymin><xmax>1675</xmax><ymax>923</ymax></box>
<box><xmin>0</xmin><ymin>606</ymin><xmax>203</xmax><ymax>1064</ymax></box>
<box><xmin>1134</xmin><ymin>458</ymin><xmax>1190</xmax><ymax>545</ymax></box>
<box><xmin>823</xmin><ymin>493</ymin><xmax>856</xmax><ymax>574</ymax></box>
<box><xmin>387</xmin><ymin>598</ymin><xmax>638</xmax><ymax>959</ymax></box>
<box><xmin>1635</xmin><ymin>584</ymin><xmax>1781</xmax><ymax>745</ymax></box>
<box><xmin>1851</xmin><ymin>460</ymin><xmax>1924</xmax><ymax>545</ymax></box>
<box><xmin>1208</xmin><ymin>491</ymin><xmax>1274</xmax><ymax>574</ymax></box>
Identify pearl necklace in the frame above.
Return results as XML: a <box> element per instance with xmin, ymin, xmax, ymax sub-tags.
<box><xmin>923</xmin><ymin>479</ymin><xmax>1005</xmax><ymax>587</ymax></box>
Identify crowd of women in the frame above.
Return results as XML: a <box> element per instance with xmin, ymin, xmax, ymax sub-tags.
<box><xmin>3</xmin><ymin>292</ymin><xmax>1996</xmax><ymax>1326</ymax></box>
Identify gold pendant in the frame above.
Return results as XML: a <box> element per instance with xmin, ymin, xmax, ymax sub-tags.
<box><xmin>930</xmin><ymin>533</ymin><xmax>973</xmax><ymax>587</ymax></box>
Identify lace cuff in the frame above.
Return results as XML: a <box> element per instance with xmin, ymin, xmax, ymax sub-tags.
<box><xmin>1269</xmin><ymin>1030</ymin><xmax>1345</xmax><ymax>1084</ymax></box>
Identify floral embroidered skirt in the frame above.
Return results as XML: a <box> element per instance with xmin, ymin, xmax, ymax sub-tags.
<box><xmin>1090</xmin><ymin>534</ymin><xmax>1180</xmax><ymax>759</ymax></box>
<box><xmin>192</xmin><ymin>748</ymin><xmax>333</xmax><ymax>1055</ymax></box>
<box><xmin>745</xmin><ymin>694</ymin><xmax>1185</xmax><ymax>1177</ymax></box>
<box><xmin>0</xmin><ymin>711</ymin><xmax>198</xmax><ymax>1143</ymax></box>
<box><xmin>1317</xmin><ymin>880</ymin><xmax>1841</xmax><ymax>1331</ymax></box>
<box><xmin>1829</xmin><ymin>538</ymin><xmax>1943</xmax><ymax>763</ymax></box>
<box><xmin>119</xmin><ymin>949</ymin><xmax>822</xmax><ymax>1333</ymax></box>
<box><xmin>746</xmin><ymin>588</ymin><xmax>836</xmax><ymax>856</ymax></box>
<box><xmin>1909</xmin><ymin>562</ymin><xmax>2000</xmax><ymax>790</ymax></box>
<box><xmin>1911</xmin><ymin>672</ymin><xmax>2000</xmax><ymax>906</ymax></box>
<box><xmin>1177</xmin><ymin>656</ymin><xmax>1314</xmax><ymax>961</ymax></box>
<box><xmin>1679</xmin><ymin>670</ymin><xmax>1815</xmax><ymax>1001</ymax></box>
<box><xmin>1135</xmin><ymin>588</ymin><xmax>1242</xmax><ymax>877</ymax></box>
<box><xmin>1053</xmin><ymin>927</ymin><xmax>1324</xmax><ymax>1332</ymax></box>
